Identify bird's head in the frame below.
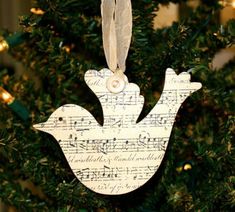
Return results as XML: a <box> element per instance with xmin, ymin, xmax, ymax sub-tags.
<box><xmin>33</xmin><ymin>106</ymin><xmax>68</xmax><ymax>139</ymax></box>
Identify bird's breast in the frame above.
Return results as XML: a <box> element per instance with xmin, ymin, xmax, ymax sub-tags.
<box><xmin>58</xmin><ymin>127</ymin><xmax>170</xmax><ymax>195</ymax></box>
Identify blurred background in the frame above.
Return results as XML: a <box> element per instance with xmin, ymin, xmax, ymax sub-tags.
<box><xmin>0</xmin><ymin>1</ymin><xmax>32</xmax><ymax>211</ymax></box>
<box><xmin>0</xmin><ymin>0</ymin><xmax>31</xmax><ymax>78</ymax></box>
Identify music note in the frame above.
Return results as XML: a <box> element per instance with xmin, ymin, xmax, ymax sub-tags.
<box><xmin>76</xmin><ymin>170</ymin><xmax>83</xmax><ymax>180</ymax></box>
<box><xmin>112</xmin><ymin>119</ymin><xmax>122</xmax><ymax>127</ymax></box>
<box><xmin>138</xmin><ymin>131</ymin><xmax>150</xmax><ymax>147</ymax></box>
<box><xmin>123</xmin><ymin>140</ymin><xmax>129</xmax><ymax>150</ymax></box>
<box><xmin>91</xmin><ymin>172</ymin><xmax>98</xmax><ymax>181</ymax></box>
<box><xmin>69</xmin><ymin>140</ymin><xmax>76</xmax><ymax>147</ymax></box>
<box><xmin>83</xmin><ymin>168</ymin><xmax>90</xmax><ymax>179</ymax></box>
<box><xmin>100</xmin><ymin>139</ymin><xmax>109</xmax><ymax>154</ymax></box>
<box><xmin>131</xmin><ymin>168</ymin><xmax>138</xmax><ymax>180</ymax></box>
<box><xmin>103</xmin><ymin>165</ymin><xmax>112</xmax><ymax>178</ymax></box>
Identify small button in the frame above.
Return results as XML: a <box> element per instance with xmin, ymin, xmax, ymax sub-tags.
<box><xmin>106</xmin><ymin>73</ymin><xmax>127</xmax><ymax>94</ymax></box>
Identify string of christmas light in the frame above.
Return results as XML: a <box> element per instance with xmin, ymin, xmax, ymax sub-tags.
<box><xmin>0</xmin><ymin>32</ymin><xmax>27</xmax><ymax>52</ymax></box>
<box><xmin>0</xmin><ymin>86</ymin><xmax>29</xmax><ymax>121</ymax></box>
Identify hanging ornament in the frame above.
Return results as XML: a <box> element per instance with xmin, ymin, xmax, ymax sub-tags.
<box><xmin>34</xmin><ymin>0</ymin><xmax>202</xmax><ymax>195</ymax></box>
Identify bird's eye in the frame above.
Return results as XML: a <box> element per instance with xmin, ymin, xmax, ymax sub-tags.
<box><xmin>59</xmin><ymin>117</ymin><xmax>63</xmax><ymax>121</ymax></box>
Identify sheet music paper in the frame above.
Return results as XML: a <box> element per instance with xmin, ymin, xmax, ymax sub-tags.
<box><xmin>34</xmin><ymin>68</ymin><xmax>201</xmax><ymax>195</ymax></box>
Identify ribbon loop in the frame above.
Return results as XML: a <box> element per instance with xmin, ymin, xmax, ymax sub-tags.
<box><xmin>101</xmin><ymin>0</ymin><xmax>132</xmax><ymax>72</ymax></box>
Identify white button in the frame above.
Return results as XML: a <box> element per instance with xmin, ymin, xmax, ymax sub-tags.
<box><xmin>106</xmin><ymin>74</ymin><xmax>127</xmax><ymax>94</ymax></box>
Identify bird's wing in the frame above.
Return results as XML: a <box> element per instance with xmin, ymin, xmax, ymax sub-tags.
<box><xmin>138</xmin><ymin>68</ymin><xmax>202</xmax><ymax>128</ymax></box>
<box><xmin>85</xmin><ymin>69</ymin><xmax>144</xmax><ymax>127</ymax></box>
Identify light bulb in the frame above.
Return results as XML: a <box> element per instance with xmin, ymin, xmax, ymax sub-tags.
<box><xmin>0</xmin><ymin>86</ymin><xmax>29</xmax><ymax>121</ymax></box>
<box><xmin>232</xmin><ymin>0</ymin><xmax>235</xmax><ymax>8</ymax></box>
<box><xmin>219</xmin><ymin>0</ymin><xmax>235</xmax><ymax>8</ymax></box>
<box><xmin>183</xmin><ymin>163</ymin><xmax>192</xmax><ymax>171</ymax></box>
<box><xmin>30</xmin><ymin>8</ymin><xmax>45</xmax><ymax>15</ymax></box>
<box><xmin>0</xmin><ymin>38</ymin><xmax>9</xmax><ymax>52</ymax></box>
<box><xmin>0</xmin><ymin>87</ymin><xmax>14</xmax><ymax>104</ymax></box>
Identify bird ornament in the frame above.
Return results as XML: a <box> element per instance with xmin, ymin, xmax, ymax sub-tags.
<box><xmin>34</xmin><ymin>0</ymin><xmax>202</xmax><ymax>195</ymax></box>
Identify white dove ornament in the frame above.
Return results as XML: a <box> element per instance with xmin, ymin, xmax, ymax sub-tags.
<box><xmin>34</xmin><ymin>0</ymin><xmax>202</xmax><ymax>195</ymax></box>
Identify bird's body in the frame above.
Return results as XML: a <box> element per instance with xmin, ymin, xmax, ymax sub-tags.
<box><xmin>34</xmin><ymin>68</ymin><xmax>201</xmax><ymax>195</ymax></box>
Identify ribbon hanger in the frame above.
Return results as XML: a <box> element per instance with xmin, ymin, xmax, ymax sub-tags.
<box><xmin>101</xmin><ymin>0</ymin><xmax>132</xmax><ymax>73</ymax></box>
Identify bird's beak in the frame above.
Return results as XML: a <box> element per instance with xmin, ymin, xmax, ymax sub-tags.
<box><xmin>33</xmin><ymin>122</ymin><xmax>53</xmax><ymax>134</ymax></box>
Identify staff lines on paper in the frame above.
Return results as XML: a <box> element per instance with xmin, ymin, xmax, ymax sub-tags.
<box><xmin>97</xmin><ymin>90</ymin><xmax>143</xmax><ymax>106</ymax></box>
<box><xmin>37</xmin><ymin>112</ymin><xmax>176</xmax><ymax>131</ymax></box>
<box><xmin>74</xmin><ymin>165</ymin><xmax>158</xmax><ymax>182</ymax></box>
<box><xmin>60</xmin><ymin>136</ymin><xmax>168</xmax><ymax>154</ymax></box>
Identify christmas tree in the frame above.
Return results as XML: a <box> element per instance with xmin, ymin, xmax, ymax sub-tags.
<box><xmin>0</xmin><ymin>0</ymin><xmax>234</xmax><ymax>211</ymax></box>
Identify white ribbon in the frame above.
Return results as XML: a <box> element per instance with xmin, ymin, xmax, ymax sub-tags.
<box><xmin>101</xmin><ymin>0</ymin><xmax>132</xmax><ymax>72</ymax></box>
